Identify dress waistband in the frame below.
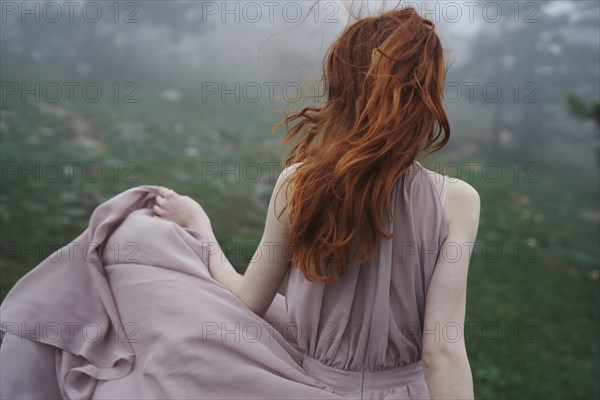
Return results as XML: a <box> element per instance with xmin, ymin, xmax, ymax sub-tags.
<box><xmin>301</xmin><ymin>354</ymin><xmax>425</xmax><ymax>391</ymax></box>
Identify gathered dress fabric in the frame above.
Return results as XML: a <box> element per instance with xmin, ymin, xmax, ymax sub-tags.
<box><xmin>0</xmin><ymin>161</ymin><xmax>448</xmax><ymax>399</ymax></box>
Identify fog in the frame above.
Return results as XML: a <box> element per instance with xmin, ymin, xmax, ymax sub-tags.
<box><xmin>1</xmin><ymin>2</ymin><xmax>599</xmax><ymax>398</ymax></box>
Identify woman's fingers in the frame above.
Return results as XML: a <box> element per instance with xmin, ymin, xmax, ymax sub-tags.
<box><xmin>153</xmin><ymin>204</ymin><xmax>165</xmax><ymax>216</ymax></box>
<box><xmin>157</xmin><ymin>187</ymin><xmax>174</xmax><ymax>198</ymax></box>
<box><xmin>154</xmin><ymin>188</ymin><xmax>175</xmax><ymax>219</ymax></box>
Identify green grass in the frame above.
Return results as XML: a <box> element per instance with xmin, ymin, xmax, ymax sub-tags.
<box><xmin>422</xmin><ymin>150</ymin><xmax>599</xmax><ymax>399</ymax></box>
<box><xmin>1</xmin><ymin>93</ymin><xmax>598</xmax><ymax>399</ymax></box>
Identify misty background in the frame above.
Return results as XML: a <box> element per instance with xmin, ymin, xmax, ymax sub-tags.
<box><xmin>1</xmin><ymin>1</ymin><xmax>599</xmax><ymax>398</ymax></box>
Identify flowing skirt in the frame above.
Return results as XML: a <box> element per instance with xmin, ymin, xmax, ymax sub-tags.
<box><xmin>0</xmin><ymin>186</ymin><xmax>429</xmax><ymax>399</ymax></box>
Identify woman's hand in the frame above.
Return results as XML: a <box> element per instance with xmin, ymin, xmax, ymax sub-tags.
<box><xmin>153</xmin><ymin>187</ymin><xmax>212</xmax><ymax>236</ymax></box>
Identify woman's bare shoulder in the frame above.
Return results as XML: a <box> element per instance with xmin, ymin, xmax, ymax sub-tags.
<box><xmin>418</xmin><ymin>162</ymin><xmax>480</xmax><ymax>227</ymax></box>
<box><xmin>445</xmin><ymin>176</ymin><xmax>480</xmax><ymax>231</ymax></box>
<box><xmin>419</xmin><ymin>163</ymin><xmax>478</xmax><ymax>198</ymax></box>
<box><xmin>446</xmin><ymin>177</ymin><xmax>480</xmax><ymax>207</ymax></box>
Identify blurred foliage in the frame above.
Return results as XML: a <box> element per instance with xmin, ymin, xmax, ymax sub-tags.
<box><xmin>451</xmin><ymin>0</ymin><xmax>600</xmax><ymax>161</ymax></box>
<box><xmin>567</xmin><ymin>95</ymin><xmax>600</xmax><ymax>126</ymax></box>
<box><xmin>567</xmin><ymin>94</ymin><xmax>600</xmax><ymax>164</ymax></box>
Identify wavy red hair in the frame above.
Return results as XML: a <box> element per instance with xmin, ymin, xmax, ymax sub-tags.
<box><xmin>272</xmin><ymin>6</ymin><xmax>450</xmax><ymax>284</ymax></box>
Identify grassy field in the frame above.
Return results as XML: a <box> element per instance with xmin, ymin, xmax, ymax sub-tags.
<box><xmin>1</xmin><ymin>93</ymin><xmax>598</xmax><ymax>399</ymax></box>
<box><xmin>433</xmin><ymin>151</ymin><xmax>600</xmax><ymax>399</ymax></box>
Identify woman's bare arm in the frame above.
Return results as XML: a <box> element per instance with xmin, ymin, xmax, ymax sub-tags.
<box><xmin>195</xmin><ymin>164</ymin><xmax>298</xmax><ymax>317</ymax></box>
<box><xmin>154</xmin><ymin>186</ymin><xmax>246</xmax><ymax>296</ymax></box>
<box><xmin>201</xmin><ymin>231</ymin><xmax>244</xmax><ymax>299</ymax></box>
<box><xmin>422</xmin><ymin>178</ymin><xmax>480</xmax><ymax>399</ymax></box>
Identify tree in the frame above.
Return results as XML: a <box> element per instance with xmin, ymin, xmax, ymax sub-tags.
<box><xmin>567</xmin><ymin>95</ymin><xmax>600</xmax><ymax>165</ymax></box>
<box><xmin>453</xmin><ymin>0</ymin><xmax>600</xmax><ymax>160</ymax></box>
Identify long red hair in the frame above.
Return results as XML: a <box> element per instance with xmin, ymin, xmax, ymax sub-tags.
<box><xmin>272</xmin><ymin>7</ymin><xmax>450</xmax><ymax>284</ymax></box>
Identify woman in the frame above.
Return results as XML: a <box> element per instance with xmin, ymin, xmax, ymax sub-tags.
<box><xmin>0</xmin><ymin>6</ymin><xmax>479</xmax><ymax>400</ymax></box>
<box><xmin>153</xmin><ymin>6</ymin><xmax>480</xmax><ymax>399</ymax></box>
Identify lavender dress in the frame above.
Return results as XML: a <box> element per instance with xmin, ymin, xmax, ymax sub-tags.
<box><xmin>0</xmin><ymin>161</ymin><xmax>448</xmax><ymax>399</ymax></box>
